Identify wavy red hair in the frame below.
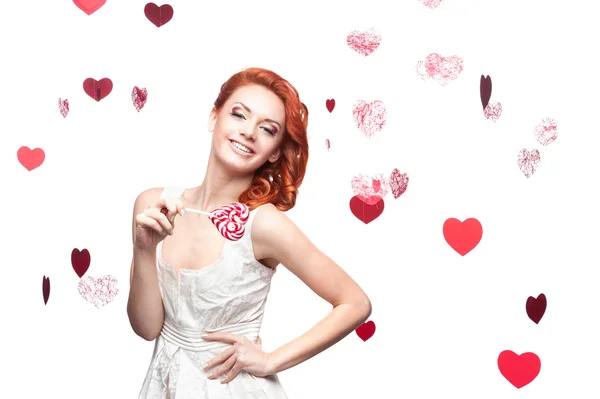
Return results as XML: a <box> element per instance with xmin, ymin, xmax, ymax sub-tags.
<box><xmin>212</xmin><ymin>68</ymin><xmax>309</xmax><ymax>212</ymax></box>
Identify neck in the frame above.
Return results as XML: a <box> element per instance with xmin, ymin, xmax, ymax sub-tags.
<box><xmin>187</xmin><ymin>154</ymin><xmax>255</xmax><ymax>211</ymax></box>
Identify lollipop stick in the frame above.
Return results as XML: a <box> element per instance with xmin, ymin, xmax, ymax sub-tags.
<box><xmin>183</xmin><ymin>208</ymin><xmax>212</xmax><ymax>216</ymax></box>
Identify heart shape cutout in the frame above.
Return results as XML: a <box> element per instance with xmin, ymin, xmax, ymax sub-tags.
<box><xmin>526</xmin><ymin>293</ymin><xmax>547</xmax><ymax>324</ymax></box>
<box><xmin>389</xmin><ymin>168</ymin><xmax>409</xmax><ymax>199</ymax></box>
<box><xmin>352</xmin><ymin>100</ymin><xmax>387</xmax><ymax>137</ymax></box>
<box><xmin>325</xmin><ymin>98</ymin><xmax>335</xmax><ymax>112</ymax></box>
<box><xmin>517</xmin><ymin>148</ymin><xmax>541</xmax><ymax>178</ymax></box>
<box><xmin>533</xmin><ymin>118</ymin><xmax>558</xmax><ymax>146</ymax></box>
<box><xmin>144</xmin><ymin>3</ymin><xmax>174</xmax><ymax>27</ymax></box>
<box><xmin>78</xmin><ymin>275</ymin><xmax>119</xmax><ymax>308</ymax></box>
<box><xmin>351</xmin><ymin>174</ymin><xmax>389</xmax><ymax>205</ymax></box>
<box><xmin>480</xmin><ymin>75</ymin><xmax>492</xmax><ymax>109</ymax></box>
<box><xmin>497</xmin><ymin>350</ymin><xmax>541</xmax><ymax>388</ymax></box>
<box><xmin>209</xmin><ymin>203</ymin><xmax>250</xmax><ymax>241</ymax></box>
<box><xmin>17</xmin><ymin>146</ymin><xmax>45</xmax><ymax>171</ymax></box>
<box><xmin>346</xmin><ymin>28</ymin><xmax>381</xmax><ymax>56</ymax></box>
<box><xmin>71</xmin><ymin>248</ymin><xmax>91</xmax><ymax>278</ymax></box>
<box><xmin>83</xmin><ymin>78</ymin><xmax>113</xmax><ymax>101</ymax></box>
<box><xmin>132</xmin><ymin>86</ymin><xmax>148</xmax><ymax>112</ymax></box>
<box><xmin>356</xmin><ymin>320</ymin><xmax>376</xmax><ymax>341</ymax></box>
<box><xmin>350</xmin><ymin>196</ymin><xmax>384</xmax><ymax>224</ymax></box>
<box><xmin>73</xmin><ymin>0</ymin><xmax>106</xmax><ymax>15</ymax></box>
<box><xmin>58</xmin><ymin>98</ymin><xmax>69</xmax><ymax>117</ymax></box>
<box><xmin>443</xmin><ymin>218</ymin><xmax>483</xmax><ymax>256</ymax></box>
<box><xmin>484</xmin><ymin>102</ymin><xmax>502</xmax><ymax>122</ymax></box>
<box><xmin>42</xmin><ymin>276</ymin><xmax>50</xmax><ymax>305</ymax></box>
<box><xmin>416</xmin><ymin>53</ymin><xmax>464</xmax><ymax>86</ymax></box>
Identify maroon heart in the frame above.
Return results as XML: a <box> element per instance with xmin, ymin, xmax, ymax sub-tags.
<box><xmin>349</xmin><ymin>195</ymin><xmax>384</xmax><ymax>224</ymax></box>
<box><xmin>71</xmin><ymin>248</ymin><xmax>91</xmax><ymax>278</ymax></box>
<box><xmin>42</xmin><ymin>275</ymin><xmax>50</xmax><ymax>305</ymax></box>
<box><xmin>144</xmin><ymin>3</ymin><xmax>174</xmax><ymax>27</ymax></box>
<box><xmin>526</xmin><ymin>293</ymin><xmax>546</xmax><ymax>324</ymax></box>
<box><xmin>83</xmin><ymin>78</ymin><xmax>113</xmax><ymax>101</ymax></box>
<box><xmin>326</xmin><ymin>98</ymin><xmax>335</xmax><ymax>112</ymax></box>
<box><xmin>480</xmin><ymin>75</ymin><xmax>492</xmax><ymax>110</ymax></box>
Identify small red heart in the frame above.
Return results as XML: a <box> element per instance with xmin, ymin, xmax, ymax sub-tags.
<box><xmin>144</xmin><ymin>3</ymin><xmax>174</xmax><ymax>27</ymax></box>
<box><xmin>443</xmin><ymin>218</ymin><xmax>482</xmax><ymax>256</ymax></box>
<box><xmin>132</xmin><ymin>86</ymin><xmax>148</xmax><ymax>112</ymax></box>
<box><xmin>42</xmin><ymin>275</ymin><xmax>50</xmax><ymax>305</ymax></box>
<box><xmin>498</xmin><ymin>350</ymin><xmax>541</xmax><ymax>388</ymax></box>
<box><xmin>73</xmin><ymin>0</ymin><xmax>106</xmax><ymax>15</ymax></box>
<box><xmin>17</xmin><ymin>146</ymin><xmax>45</xmax><ymax>171</ymax></box>
<box><xmin>356</xmin><ymin>320</ymin><xmax>376</xmax><ymax>341</ymax></box>
<box><xmin>526</xmin><ymin>293</ymin><xmax>547</xmax><ymax>324</ymax></box>
<box><xmin>326</xmin><ymin>99</ymin><xmax>335</xmax><ymax>112</ymax></box>
<box><xmin>83</xmin><ymin>78</ymin><xmax>113</xmax><ymax>101</ymax></box>
<box><xmin>350</xmin><ymin>195</ymin><xmax>384</xmax><ymax>224</ymax></box>
<box><xmin>72</xmin><ymin>248</ymin><xmax>91</xmax><ymax>278</ymax></box>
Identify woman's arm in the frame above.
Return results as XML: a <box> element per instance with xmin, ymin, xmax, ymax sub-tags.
<box><xmin>252</xmin><ymin>206</ymin><xmax>372</xmax><ymax>374</ymax></box>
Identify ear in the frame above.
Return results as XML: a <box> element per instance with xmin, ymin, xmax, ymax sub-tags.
<box><xmin>207</xmin><ymin>108</ymin><xmax>217</xmax><ymax>132</ymax></box>
<box><xmin>268</xmin><ymin>148</ymin><xmax>281</xmax><ymax>164</ymax></box>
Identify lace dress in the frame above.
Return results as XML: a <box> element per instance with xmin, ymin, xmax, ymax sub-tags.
<box><xmin>138</xmin><ymin>187</ymin><xmax>288</xmax><ymax>399</ymax></box>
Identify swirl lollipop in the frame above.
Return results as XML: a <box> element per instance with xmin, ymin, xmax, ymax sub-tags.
<box><xmin>184</xmin><ymin>202</ymin><xmax>250</xmax><ymax>241</ymax></box>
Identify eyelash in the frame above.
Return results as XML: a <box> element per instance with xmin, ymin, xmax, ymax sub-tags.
<box><xmin>230</xmin><ymin>112</ymin><xmax>276</xmax><ymax>136</ymax></box>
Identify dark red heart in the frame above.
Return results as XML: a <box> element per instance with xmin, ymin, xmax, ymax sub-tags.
<box><xmin>71</xmin><ymin>248</ymin><xmax>91</xmax><ymax>278</ymax></box>
<box><xmin>480</xmin><ymin>75</ymin><xmax>492</xmax><ymax>110</ymax></box>
<box><xmin>326</xmin><ymin>98</ymin><xmax>335</xmax><ymax>112</ymax></box>
<box><xmin>526</xmin><ymin>293</ymin><xmax>546</xmax><ymax>324</ymax></box>
<box><xmin>356</xmin><ymin>320</ymin><xmax>376</xmax><ymax>341</ymax></box>
<box><xmin>349</xmin><ymin>195</ymin><xmax>384</xmax><ymax>224</ymax></box>
<box><xmin>83</xmin><ymin>78</ymin><xmax>113</xmax><ymax>101</ymax></box>
<box><xmin>42</xmin><ymin>275</ymin><xmax>50</xmax><ymax>305</ymax></box>
<box><xmin>144</xmin><ymin>3</ymin><xmax>174</xmax><ymax>27</ymax></box>
<box><xmin>443</xmin><ymin>218</ymin><xmax>483</xmax><ymax>256</ymax></box>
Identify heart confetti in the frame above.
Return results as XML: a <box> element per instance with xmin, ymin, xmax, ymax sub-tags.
<box><xmin>416</xmin><ymin>53</ymin><xmax>464</xmax><ymax>86</ymax></box>
<box><xmin>83</xmin><ymin>78</ymin><xmax>113</xmax><ymax>102</ymax></box>
<box><xmin>58</xmin><ymin>98</ymin><xmax>69</xmax><ymax>118</ymax></box>
<box><xmin>73</xmin><ymin>0</ymin><xmax>106</xmax><ymax>15</ymax></box>
<box><xmin>325</xmin><ymin>139</ymin><xmax>330</xmax><ymax>151</ymax></box>
<box><xmin>356</xmin><ymin>320</ymin><xmax>376</xmax><ymax>341</ymax></box>
<box><xmin>443</xmin><ymin>218</ymin><xmax>483</xmax><ymax>256</ymax></box>
<box><xmin>145</xmin><ymin>3</ymin><xmax>174</xmax><ymax>27</ymax></box>
<box><xmin>17</xmin><ymin>146</ymin><xmax>45</xmax><ymax>171</ymax></box>
<box><xmin>419</xmin><ymin>0</ymin><xmax>444</xmax><ymax>8</ymax></box>
<box><xmin>484</xmin><ymin>102</ymin><xmax>502</xmax><ymax>122</ymax></box>
<box><xmin>72</xmin><ymin>248</ymin><xmax>91</xmax><ymax>278</ymax></box>
<box><xmin>497</xmin><ymin>350</ymin><xmax>541</xmax><ymax>388</ymax></box>
<box><xmin>526</xmin><ymin>293</ymin><xmax>547</xmax><ymax>324</ymax></box>
<box><xmin>480</xmin><ymin>75</ymin><xmax>492</xmax><ymax>110</ymax></box>
<box><xmin>389</xmin><ymin>168</ymin><xmax>409</xmax><ymax>199</ymax></box>
<box><xmin>350</xmin><ymin>195</ymin><xmax>384</xmax><ymax>224</ymax></box>
<box><xmin>326</xmin><ymin>98</ymin><xmax>335</xmax><ymax>113</ymax></box>
<box><xmin>132</xmin><ymin>86</ymin><xmax>148</xmax><ymax>112</ymax></box>
<box><xmin>352</xmin><ymin>100</ymin><xmax>387</xmax><ymax>137</ymax></box>
<box><xmin>351</xmin><ymin>174</ymin><xmax>389</xmax><ymax>205</ymax></box>
<box><xmin>533</xmin><ymin>118</ymin><xmax>558</xmax><ymax>146</ymax></box>
<box><xmin>78</xmin><ymin>275</ymin><xmax>119</xmax><ymax>308</ymax></box>
<box><xmin>42</xmin><ymin>275</ymin><xmax>50</xmax><ymax>305</ymax></box>
<box><xmin>346</xmin><ymin>28</ymin><xmax>381</xmax><ymax>57</ymax></box>
<box><xmin>517</xmin><ymin>148</ymin><xmax>541</xmax><ymax>178</ymax></box>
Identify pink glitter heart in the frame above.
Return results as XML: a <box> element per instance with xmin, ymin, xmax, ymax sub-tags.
<box><xmin>132</xmin><ymin>86</ymin><xmax>148</xmax><ymax>112</ymax></box>
<box><xmin>78</xmin><ymin>275</ymin><xmax>119</xmax><ymax>308</ymax></box>
<box><xmin>517</xmin><ymin>149</ymin><xmax>541</xmax><ymax>178</ymax></box>
<box><xmin>351</xmin><ymin>174</ymin><xmax>389</xmax><ymax>205</ymax></box>
<box><xmin>533</xmin><ymin>118</ymin><xmax>558</xmax><ymax>146</ymax></box>
<box><xmin>419</xmin><ymin>0</ymin><xmax>444</xmax><ymax>8</ymax></box>
<box><xmin>352</xmin><ymin>100</ymin><xmax>387</xmax><ymax>137</ymax></box>
<box><xmin>416</xmin><ymin>53</ymin><xmax>464</xmax><ymax>86</ymax></box>
<box><xmin>346</xmin><ymin>28</ymin><xmax>381</xmax><ymax>57</ymax></box>
<box><xmin>389</xmin><ymin>168</ymin><xmax>409</xmax><ymax>199</ymax></box>
<box><xmin>58</xmin><ymin>98</ymin><xmax>69</xmax><ymax>118</ymax></box>
<box><xmin>484</xmin><ymin>102</ymin><xmax>502</xmax><ymax>122</ymax></box>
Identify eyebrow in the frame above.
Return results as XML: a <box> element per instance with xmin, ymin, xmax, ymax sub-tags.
<box><xmin>233</xmin><ymin>102</ymin><xmax>282</xmax><ymax>129</ymax></box>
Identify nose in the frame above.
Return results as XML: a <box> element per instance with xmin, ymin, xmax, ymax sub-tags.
<box><xmin>239</xmin><ymin>125</ymin><xmax>256</xmax><ymax>141</ymax></box>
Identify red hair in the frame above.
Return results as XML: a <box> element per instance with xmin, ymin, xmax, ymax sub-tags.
<box><xmin>213</xmin><ymin>67</ymin><xmax>309</xmax><ymax>212</ymax></box>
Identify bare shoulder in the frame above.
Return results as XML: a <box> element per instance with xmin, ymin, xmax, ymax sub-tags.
<box><xmin>251</xmin><ymin>204</ymin><xmax>308</xmax><ymax>262</ymax></box>
<box><xmin>133</xmin><ymin>187</ymin><xmax>165</xmax><ymax>212</ymax></box>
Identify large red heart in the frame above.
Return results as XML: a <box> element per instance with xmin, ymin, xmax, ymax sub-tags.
<box><xmin>71</xmin><ymin>248</ymin><xmax>91</xmax><ymax>278</ymax></box>
<box><xmin>17</xmin><ymin>146</ymin><xmax>45</xmax><ymax>171</ymax></box>
<box><xmin>443</xmin><ymin>218</ymin><xmax>482</xmax><ymax>256</ymax></box>
<box><xmin>498</xmin><ymin>350</ymin><xmax>541</xmax><ymax>388</ymax></box>
<box><xmin>350</xmin><ymin>196</ymin><xmax>384</xmax><ymax>224</ymax></box>
<box><xmin>73</xmin><ymin>0</ymin><xmax>106</xmax><ymax>15</ymax></box>
<box><xmin>352</xmin><ymin>100</ymin><xmax>387</xmax><ymax>137</ymax></box>
<box><xmin>144</xmin><ymin>3</ymin><xmax>174</xmax><ymax>27</ymax></box>
<box><xmin>356</xmin><ymin>320</ymin><xmax>376</xmax><ymax>341</ymax></box>
<box><xmin>83</xmin><ymin>78</ymin><xmax>113</xmax><ymax>101</ymax></box>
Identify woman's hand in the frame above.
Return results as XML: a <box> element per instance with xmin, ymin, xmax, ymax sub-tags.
<box><xmin>134</xmin><ymin>196</ymin><xmax>184</xmax><ymax>250</ymax></box>
<box><xmin>202</xmin><ymin>333</ymin><xmax>275</xmax><ymax>383</ymax></box>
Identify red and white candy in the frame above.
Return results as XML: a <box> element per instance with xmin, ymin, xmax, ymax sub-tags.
<box><xmin>184</xmin><ymin>202</ymin><xmax>250</xmax><ymax>241</ymax></box>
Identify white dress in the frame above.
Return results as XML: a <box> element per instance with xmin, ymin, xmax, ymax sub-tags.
<box><xmin>138</xmin><ymin>187</ymin><xmax>288</xmax><ymax>399</ymax></box>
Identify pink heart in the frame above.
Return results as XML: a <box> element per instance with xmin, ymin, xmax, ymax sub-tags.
<box><xmin>78</xmin><ymin>275</ymin><xmax>119</xmax><ymax>308</ymax></box>
<box><xmin>132</xmin><ymin>86</ymin><xmax>148</xmax><ymax>112</ymax></box>
<box><xmin>484</xmin><ymin>102</ymin><xmax>502</xmax><ymax>122</ymax></box>
<box><xmin>517</xmin><ymin>148</ymin><xmax>541</xmax><ymax>178</ymax></box>
<box><xmin>351</xmin><ymin>174</ymin><xmax>389</xmax><ymax>205</ymax></box>
<box><xmin>533</xmin><ymin>118</ymin><xmax>558</xmax><ymax>146</ymax></box>
<box><xmin>419</xmin><ymin>0</ymin><xmax>444</xmax><ymax>8</ymax></box>
<box><xmin>346</xmin><ymin>28</ymin><xmax>381</xmax><ymax>57</ymax></box>
<box><xmin>389</xmin><ymin>168</ymin><xmax>409</xmax><ymax>199</ymax></box>
<box><xmin>416</xmin><ymin>53</ymin><xmax>464</xmax><ymax>86</ymax></box>
<box><xmin>58</xmin><ymin>98</ymin><xmax>69</xmax><ymax>118</ymax></box>
<box><xmin>352</xmin><ymin>100</ymin><xmax>387</xmax><ymax>137</ymax></box>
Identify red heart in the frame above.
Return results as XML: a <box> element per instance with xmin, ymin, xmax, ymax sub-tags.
<box><xmin>17</xmin><ymin>146</ymin><xmax>45</xmax><ymax>171</ymax></box>
<box><xmin>350</xmin><ymin>195</ymin><xmax>384</xmax><ymax>224</ymax></box>
<box><xmin>325</xmin><ymin>99</ymin><xmax>335</xmax><ymax>112</ymax></box>
<box><xmin>443</xmin><ymin>218</ymin><xmax>482</xmax><ymax>256</ymax></box>
<box><xmin>356</xmin><ymin>320</ymin><xmax>376</xmax><ymax>341</ymax></box>
<box><xmin>144</xmin><ymin>3</ymin><xmax>174</xmax><ymax>27</ymax></box>
<box><xmin>526</xmin><ymin>293</ymin><xmax>547</xmax><ymax>324</ymax></box>
<box><xmin>73</xmin><ymin>0</ymin><xmax>106</xmax><ymax>15</ymax></box>
<box><xmin>498</xmin><ymin>350</ymin><xmax>541</xmax><ymax>388</ymax></box>
<box><xmin>42</xmin><ymin>275</ymin><xmax>50</xmax><ymax>305</ymax></box>
<box><xmin>132</xmin><ymin>86</ymin><xmax>148</xmax><ymax>112</ymax></box>
<box><xmin>83</xmin><ymin>78</ymin><xmax>113</xmax><ymax>101</ymax></box>
<box><xmin>71</xmin><ymin>248</ymin><xmax>91</xmax><ymax>278</ymax></box>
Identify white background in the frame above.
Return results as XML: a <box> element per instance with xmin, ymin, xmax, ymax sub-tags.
<box><xmin>1</xmin><ymin>0</ymin><xmax>599</xmax><ymax>397</ymax></box>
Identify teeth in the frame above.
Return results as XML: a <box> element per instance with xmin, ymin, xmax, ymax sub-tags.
<box><xmin>232</xmin><ymin>141</ymin><xmax>252</xmax><ymax>153</ymax></box>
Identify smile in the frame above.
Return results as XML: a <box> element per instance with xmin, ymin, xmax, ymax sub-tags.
<box><xmin>229</xmin><ymin>140</ymin><xmax>254</xmax><ymax>156</ymax></box>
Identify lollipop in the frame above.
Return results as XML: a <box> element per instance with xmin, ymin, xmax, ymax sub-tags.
<box><xmin>184</xmin><ymin>202</ymin><xmax>250</xmax><ymax>241</ymax></box>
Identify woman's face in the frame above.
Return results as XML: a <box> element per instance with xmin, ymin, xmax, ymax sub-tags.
<box><xmin>208</xmin><ymin>84</ymin><xmax>286</xmax><ymax>175</ymax></box>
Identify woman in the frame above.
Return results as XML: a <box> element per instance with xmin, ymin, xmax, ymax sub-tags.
<box><xmin>128</xmin><ymin>67</ymin><xmax>372</xmax><ymax>398</ymax></box>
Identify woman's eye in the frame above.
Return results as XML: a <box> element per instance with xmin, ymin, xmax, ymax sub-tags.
<box><xmin>230</xmin><ymin>112</ymin><xmax>244</xmax><ymax>119</ymax></box>
<box><xmin>263</xmin><ymin>127</ymin><xmax>275</xmax><ymax>136</ymax></box>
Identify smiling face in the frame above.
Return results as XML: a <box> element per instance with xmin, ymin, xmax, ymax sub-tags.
<box><xmin>208</xmin><ymin>84</ymin><xmax>286</xmax><ymax>176</ymax></box>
